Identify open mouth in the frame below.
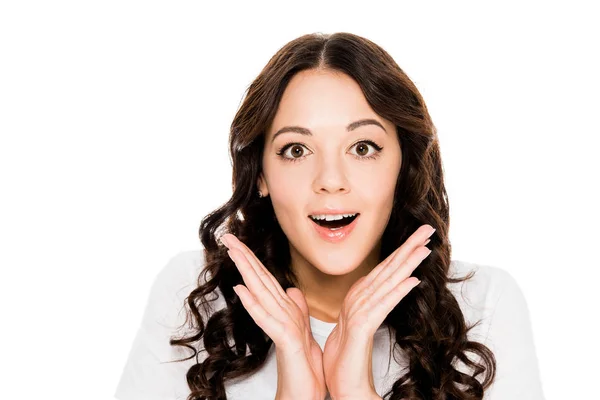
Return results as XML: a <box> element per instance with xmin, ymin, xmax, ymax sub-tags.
<box><xmin>308</xmin><ymin>213</ymin><xmax>359</xmax><ymax>230</ymax></box>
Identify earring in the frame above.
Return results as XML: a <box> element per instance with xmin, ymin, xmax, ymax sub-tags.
<box><xmin>258</xmin><ymin>190</ymin><xmax>263</xmax><ymax>198</ymax></box>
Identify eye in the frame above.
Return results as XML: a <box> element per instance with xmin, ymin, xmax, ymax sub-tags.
<box><xmin>275</xmin><ymin>143</ymin><xmax>312</xmax><ymax>163</ymax></box>
<box><xmin>276</xmin><ymin>140</ymin><xmax>383</xmax><ymax>163</ymax></box>
<box><xmin>349</xmin><ymin>140</ymin><xmax>383</xmax><ymax>160</ymax></box>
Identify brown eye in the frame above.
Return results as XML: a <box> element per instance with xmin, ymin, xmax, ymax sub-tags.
<box><xmin>277</xmin><ymin>140</ymin><xmax>382</xmax><ymax>163</ymax></box>
<box><xmin>289</xmin><ymin>144</ymin><xmax>304</xmax><ymax>158</ymax></box>
<box><xmin>349</xmin><ymin>140</ymin><xmax>382</xmax><ymax>159</ymax></box>
<box><xmin>276</xmin><ymin>143</ymin><xmax>312</xmax><ymax>162</ymax></box>
<box><xmin>356</xmin><ymin>143</ymin><xmax>369</xmax><ymax>156</ymax></box>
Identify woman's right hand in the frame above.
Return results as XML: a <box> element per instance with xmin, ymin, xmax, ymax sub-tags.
<box><xmin>220</xmin><ymin>233</ymin><xmax>327</xmax><ymax>400</ymax></box>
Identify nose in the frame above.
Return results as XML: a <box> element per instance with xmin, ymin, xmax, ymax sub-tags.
<box><xmin>312</xmin><ymin>157</ymin><xmax>350</xmax><ymax>195</ymax></box>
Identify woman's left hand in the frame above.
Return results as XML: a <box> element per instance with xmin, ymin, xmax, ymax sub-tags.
<box><xmin>322</xmin><ymin>224</ymin><xmax>435</xmax><ymax>400</ymax></box>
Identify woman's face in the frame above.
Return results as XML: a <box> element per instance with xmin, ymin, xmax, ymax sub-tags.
<box><xmin>258</xmin><ymin>69</ymin><xmax>402</xmax><ymax>276</ymax></box>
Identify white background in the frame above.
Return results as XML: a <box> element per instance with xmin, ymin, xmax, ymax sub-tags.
<box><xmin>1</xmin><ymin>1</ymin><xmax>598</xmax><ymax>399</ymax></box>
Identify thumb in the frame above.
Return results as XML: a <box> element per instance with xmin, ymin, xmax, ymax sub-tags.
<box><xmin>286</xmin><ymin>287</ymin><xmax>312</xmax><ymax>331</ymax></box>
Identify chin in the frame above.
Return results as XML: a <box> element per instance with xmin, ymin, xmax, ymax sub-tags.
<box><xmin>311</xmin><ymin>256</ymin><xmax>364</xmax><ymax>276</ymax></box>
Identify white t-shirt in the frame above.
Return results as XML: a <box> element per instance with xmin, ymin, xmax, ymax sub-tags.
<box><xmin>114</xmin><ymin>250</ymin><xmax>545</xmax><ymax>399</ymax></box>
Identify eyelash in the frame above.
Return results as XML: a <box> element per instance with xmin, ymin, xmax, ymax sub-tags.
<box><xmin>276</xmin><ymin>140</ymin><xmax>384</xmax><ymax>163</ymax></box>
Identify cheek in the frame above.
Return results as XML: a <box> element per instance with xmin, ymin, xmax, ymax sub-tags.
<box><xmin>267</xmin><ymin>176</ymin><xmax>307</xmax><ymax>225</ymax></box>
<box><xmin>359</xmin><ymin>168</ymin><xmax>397</xmax><ymax>204</ymax></box>
<box><xmin>362</xmin><ymin>187</ymin><xmax>395</xmax><ymax>218</ymax></box>
<box><xmin>267</xmin><ymin>170</ymin><xmax>305</xmax><ymax>202</ymax></box>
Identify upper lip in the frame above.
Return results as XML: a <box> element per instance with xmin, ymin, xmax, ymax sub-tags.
<box><xmin>308</xmin><ymin>208</ymin><xmax>360</xmax><ymax>216</ymax></box>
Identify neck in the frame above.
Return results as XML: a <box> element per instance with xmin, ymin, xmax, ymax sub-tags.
<box><xmin>289</xmin><ymin>241</ymin><xmax>382</xmax><ymax>323</ymax></box>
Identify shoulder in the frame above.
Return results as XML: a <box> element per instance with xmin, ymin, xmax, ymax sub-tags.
<box><xmin>151</xmin><ymin>249</ymin><xmax>219</xmax><ymax>301</ymax></box>
<box><xmin>156</xmin><ymin>249</ymin><xmax>207</xmax><ymax>288</ymax></box>
<box><xmin>146</xmin><ymin>250</ymin><xmax>205</xmax><ymax>315</ymax></box>
<box><xmin>447</xmin><ymin>259</ymin><xmax>516</xmax><ymax>299</ymax></box>
<box><xmin>145</xmin><ymin>248</ymin><xmax>226</xmax><ymax>335</ymax></box>
<box><xmin>446</xmin><ymin>261</ymin><xmax>544</xmax><ymax>398</ymax></box>
<box><xmin>446</xmin><ymin>259</ymin><xmax>523</xmax><ymax>341</ymax></box>
<box><xmin>114</xmin><ymin>249</ymin><xmax>214</xmax><ymax>399</ymax></box>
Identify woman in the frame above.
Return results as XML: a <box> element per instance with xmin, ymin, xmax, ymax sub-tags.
<box><xmin>115</xmin><ymin>32</ymin><xmax>544</xmax><ymax>400</ymax></box>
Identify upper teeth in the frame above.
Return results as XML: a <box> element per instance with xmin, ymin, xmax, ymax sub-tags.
<box><xmin>310</xmin><ymin>213</ymin><xmax>357</xmax><ymax>221</ymax></box>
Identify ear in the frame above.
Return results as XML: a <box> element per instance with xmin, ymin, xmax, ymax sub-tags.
<box><xmin>257</xmin><ymin>173</ymin><xmax>269</xmax><ymax>197</ymax></box>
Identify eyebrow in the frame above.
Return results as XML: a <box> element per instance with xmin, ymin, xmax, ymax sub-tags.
<box><xmin>270</xmin><ymin>118</ymin><xmax>387</xmax><ymax>143</ymax></box>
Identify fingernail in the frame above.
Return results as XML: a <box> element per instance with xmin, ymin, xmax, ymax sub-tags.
<box><xmin>428</xmin><ymin>227</ymin><xmax>436</xmax><ymax>237</ymax></box>
<box><xmin>424</xmin><ymin>239</ymin><xmax>431</xmax><ymax>245</ymax></box>
<box><xmin>220</xmin><ymin>235</ymin><xmax>230</xmax><ymax>248</ymax></box>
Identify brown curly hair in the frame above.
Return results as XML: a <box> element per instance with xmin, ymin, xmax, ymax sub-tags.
<box><xmin>169</xmin><ymin>32</ymin><xmax>496</xmax><ymax>399</ymax></box>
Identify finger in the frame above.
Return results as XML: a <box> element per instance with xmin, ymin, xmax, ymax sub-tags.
<box><xmin>227</xmin><ymin>247</ymin><xmax>289</xmax><ymax>320</ymax></box>
<box><xmin>222</xmin><ymin>234</ymin><xmax>288</xmax><ymax>301</ymax></box>
<box><xmin>363</xmin><ymin>224</ymin><xmax>435</xmax><ymax>289</ymax></box>
<box><xmin>286</xmin><ymin>287</ymin><xmax>311</xmax><ymax>332</ymax></box>
<box><xmin>234</xmin><ymin>284</ymin><xmax>285</xmax><ymax>340</ymax></box>
<box><xmin>368</xmin><ymin>246</ymin><xmax>431</xmax><ymax>308</ymax></box>
<box><xmin>369</xmin><ymin>277</ymin><xmax>421</xmax><ymax>326</ymax></box>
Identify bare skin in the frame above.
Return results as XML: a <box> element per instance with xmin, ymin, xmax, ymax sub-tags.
<box><xmin>220</xmin><ymin>224</ymin><xmax>436</xmax><ymax>399</ymax></box>
<box><xmin>256</xmin><ymin>68</ymin><xmax>402</xmax><ymax>322</ymax></box>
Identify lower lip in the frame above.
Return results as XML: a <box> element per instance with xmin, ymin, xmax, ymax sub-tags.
<box><xmin>309</xmin><ymin>214</ymin><xmax>360</xmax><ymax>243</ymax></box>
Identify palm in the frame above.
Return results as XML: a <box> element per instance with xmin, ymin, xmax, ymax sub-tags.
<box><xmin>322</xmin><ymin>300</ymin><xmax>375</xmax><ymax>398</ymax></box>
<box><xmin>285</xmin><ymin>288</ymin><xmax>328</xmax><ymax>399</ymax></box>
<box><xmin>308</xmin><ymin>336</ymin><xmax>327</xmax><ymax>397</ymax></box>
<box><xmin>322</xmin><ymin>325</ymin><xmax>345</xmax><ymax>389</ymax></box>
<box><xmin>320</xmin><ymin>224</ymin><xmax>435</xmax><ymax>399</ymax></box>
<box><xmin>221</xmin><ymin>223</ymin><xmax>434</xmax><ymax>399</ymax></box>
